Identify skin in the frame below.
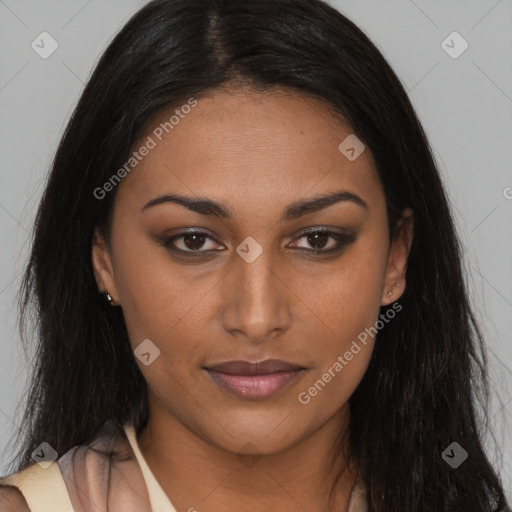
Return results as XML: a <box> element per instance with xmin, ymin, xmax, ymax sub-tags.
<box><xmin>92</xmin><ymin>87</ymin><xmax>413</xmax><ymax>512</ymax></box>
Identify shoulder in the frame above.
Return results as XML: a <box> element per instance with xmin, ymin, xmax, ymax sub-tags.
<box><xmin>61</xmin><ymin>420</ymin><xmax>150</xmax><ymax>510</ymax></box>
<box><xmin>0</xmin><ymin>421</ymin><xmax>146</xmax><ymax>512</ymax></box>
<box><xmin>0</xmin><ymin>484</ymin><xmax>31</xmax><ymax>512</ymax></box>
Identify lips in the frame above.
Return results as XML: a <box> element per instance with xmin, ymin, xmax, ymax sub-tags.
<box><xmin>204</xmin><ymin>359</ymin><xmax>306</xmax><ymax>400</ymax></box>
<box><xmin>205</xmin><ymin>359</ymin><xmax>304</xmax><ymax>375</ymax></box>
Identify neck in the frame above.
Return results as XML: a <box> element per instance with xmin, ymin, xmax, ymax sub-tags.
<box><xmin>137</xmin><ymin>398</ymin><xmax>357</xmax><ymax>512</ymax></box>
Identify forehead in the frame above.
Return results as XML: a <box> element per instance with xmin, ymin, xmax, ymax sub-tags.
<box><xmin>114</xmin><ymin>87</ymin><xmax>383</xmax><ymax>214</ymax></box>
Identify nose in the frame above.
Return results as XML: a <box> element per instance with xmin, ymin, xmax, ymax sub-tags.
<box><xmin>221</xmin><ymin>245</ymin><xmax>293</xmax><ymax>345</ymax></box>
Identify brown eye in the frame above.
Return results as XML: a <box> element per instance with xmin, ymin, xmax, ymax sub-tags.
<box><xmin>304</xmin><ymin>231</ymin><xmax>331</xmax><ymax>250</ymax></box>
<box><xmin>162</xmin><ymin>231</ymin><xmax>224</xmax><ymax>254</ymax></box>
<box><xmin>160</xmin><ymin>228</ymin><xmax>355</xmax><ymax>259</ymax></box>
<box><xmin>180</xmin><ymin>232</ymin><xmax>208</xmax><ymax>250</ymax></box>
<box><xmin>288</xmin><ymin>228</ymin><xmax>356</xmax><ymax>254</ymax></box>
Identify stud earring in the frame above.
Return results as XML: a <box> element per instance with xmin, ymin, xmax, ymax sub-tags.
<box><xmin>101</xmin><ymin>290</ymin><xmax>114</xmax><ymax>305</ymax></box>
<box><xmin>386</xmin><ymin>282</ymin><xmax>400</xmax><ymax>298</ymax></box>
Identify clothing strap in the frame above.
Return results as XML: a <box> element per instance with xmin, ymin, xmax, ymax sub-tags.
<box><xmin>0</xmin><ymin>461</ymin><xmax>75</xmax><ymax>512</ymax></box>
<box><xmin>124</xmin><ymin>424</ymin><xmax>177</xmax><ymax>512</ymax></box>
<box><xmin>347</xmin><ymin>476</ymin><xmax>368</xmax><ymax>512</ymax></box>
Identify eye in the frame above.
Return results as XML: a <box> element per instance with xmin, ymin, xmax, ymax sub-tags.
<box><xmin>161</xmin><ymin>230</ymin><xmax>224</xmax><ymax>255</ymax></box>
<box><xmin>287</xmin><ymin>228</ymin><xmax>356</xmax><ymax>254</ymax></box>
<box><xmin>160</xmin><ymin>227</ymin><xmax>355</xmax><ymax>257</ymax></box>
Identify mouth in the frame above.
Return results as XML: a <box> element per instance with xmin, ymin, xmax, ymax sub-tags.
<box><xmin>203</xmin><ymin>359</ymin><xmax>307</xmax><ymax>401</ymax></box>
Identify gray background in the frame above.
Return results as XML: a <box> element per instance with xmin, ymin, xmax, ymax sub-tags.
<box><xmin>1</xmin><ymin>0</ymin><xmax>511</xmax><ymax>500</ymax></box>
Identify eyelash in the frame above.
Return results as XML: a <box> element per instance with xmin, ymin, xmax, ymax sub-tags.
<box><xmin>160</xmin><ymin>228</ymin><xmax>355</xmax><ymax>257</ymax></box>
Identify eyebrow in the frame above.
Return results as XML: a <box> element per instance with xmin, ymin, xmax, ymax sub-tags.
<box><xmin>141</xmin><ymin>190</ymin><xmax>367</xmax><ymax>221</ymax></box>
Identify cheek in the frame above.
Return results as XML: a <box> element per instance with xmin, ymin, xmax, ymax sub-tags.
<box><xmin>108</xmin><ymin>222</ymin><xmax>205</xmax><ymax>355</ymax></box>
<box><xmin>300</xmin><ymin>236</ymin><xmax>388</xmax><ymax>343</ymax></box>
<box><xmin>295</xmin><ymin>279</ymin><xmax>382</xmax><ymax>418</ymax></box>
<box><xmin>294</xmin><ymin>234</ymin><xmax>388</xmax><ymax>406</ymax></box>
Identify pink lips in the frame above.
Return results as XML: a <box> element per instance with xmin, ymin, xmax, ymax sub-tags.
<box><xmin>204</xmin><ymin>359</ymin><xmax>306</xmax><ymax>400</ymax></box>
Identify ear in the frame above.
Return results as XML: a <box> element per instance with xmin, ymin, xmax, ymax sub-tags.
<box><xmin>91</xmin><ymin>228</ymin><xmax>120</xmax><ymax>305</ymax></box>
<box><xmin>381</xmin><ymin>208</ymin><xmax>413</xmax><ymax>306</ymax></box>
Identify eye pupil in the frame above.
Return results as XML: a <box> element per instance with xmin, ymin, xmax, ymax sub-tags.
<box><xmin>184</xmin><ymin>233</ymin><xmax>206</xmax><ymax>250</ymax></box>
<box><xmin>307</xmin><ymin>232</ymin><xmax>329</xmax><ymax>249</ymax></box>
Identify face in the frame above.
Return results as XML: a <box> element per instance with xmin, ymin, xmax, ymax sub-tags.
<box><xmin>92</xmin><ymin>87</ymin><xmax>412</xmax><ymax>456</ymax></box>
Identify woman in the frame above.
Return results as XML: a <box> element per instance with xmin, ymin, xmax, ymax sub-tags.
<box><xmin>0</xmin><ymin>0</ymin><xmax>509</xmax><ymax>510</ymax></box>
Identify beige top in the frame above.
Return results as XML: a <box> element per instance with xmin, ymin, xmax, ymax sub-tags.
<box><xmin>0</xmin><ymin>420</ymin><xmax>367</xmax><ymax>511</ymax></box>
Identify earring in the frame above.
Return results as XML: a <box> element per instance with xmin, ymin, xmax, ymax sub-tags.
<box><xmin>101</xmin><ymin>290</ymin><xmax>114</xmax><ymax>305</ymax></box>
<box><xmin>387</xmin><ymin>282</ymin><xmax>400</xmax><ymax>298</ymax></box>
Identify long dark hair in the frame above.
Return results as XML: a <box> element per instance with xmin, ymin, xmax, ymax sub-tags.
<box><xmin>4</xmin><ymin>0</ymin><xmax>509</xmax><ymax>510</ymax></box>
